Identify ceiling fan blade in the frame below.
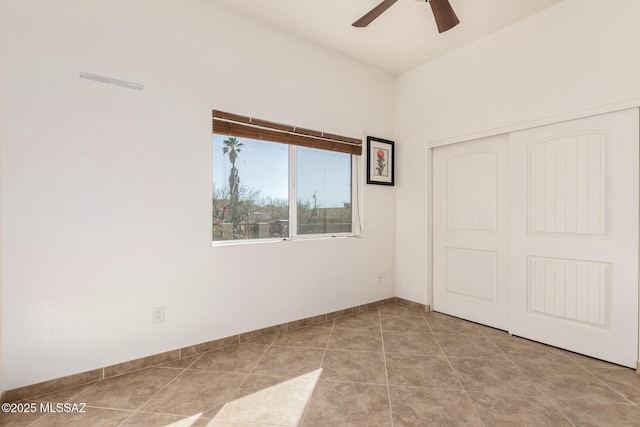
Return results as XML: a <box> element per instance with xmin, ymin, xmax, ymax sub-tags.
<box><xmin>352</xmin><ymin>0</ymin><xmax>399</xmax><ymax>27</ymax></box>
<box><xmin>429</xmin><ymin>0</ymin><xmax>460</xmax><ymax>33</ymax></box>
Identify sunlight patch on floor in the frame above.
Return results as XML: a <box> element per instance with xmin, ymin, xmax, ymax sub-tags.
<box><xmin>160</xmin><ymin>413</ymin><xmax>205</xmax><ymax>426</ymax></box>
<box><xmin>213</xmin><ymin>369</ymin><xmax>323</xmax><ymax>426</ymax></box>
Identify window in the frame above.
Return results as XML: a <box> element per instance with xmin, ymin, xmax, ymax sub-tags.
<box><xmin>212</xmin><ymin>110</ymin><xmax>361</xmax><ymax>242</ymax></box>
<box><xmin>296</xmin><ymin>146</ymin><xmax>352</xmax><ymax>235</ymax></box>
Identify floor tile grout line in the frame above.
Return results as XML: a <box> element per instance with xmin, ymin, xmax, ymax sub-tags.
<box><xmin>318</xmin><ymin>318</ymin><xmax>335</xmax><ymax>368</ymax></box>
<box><xmin>26</xmin><ymin>378</ymin><xmax>132</xmax><ymax>427</ymax></box>
<box><xmin>24</xmin><ymin>412</ymin><xmax>49</xmax><ymax>427</ymax></box>
<box><xmin>177</xmin><ymin>351</ymin><xmax>208</xmax><ymax>370</ymax></box>
<box><xmin>132</xmin><ymin>408</ymin><xmax>211</xmax><ymax>418</ymax></box>
<box><xmin>219</xmin><ymin>334</ymin><xmax>279</xmax><ymax>412</ymax></box>
<box><xmin>109</xmin><ymin>407</ymin><xmax>136</xmax><ymax>427</ymax></box>
<box><xmin>491</xmin><ymin>341</ymin><xmax>577</xmax><ymax>427</ymax></box>
<box><xmin>379</xmin><ymin>308</ymin><xmax>396</xmax><ymax>427</ymax></box>
<box><xmin>557</xmin><ymin>352</ymin><xmax>636</xmax><ymax>399</ymax></box>
<box><xmin>577</xmin><ymin>364</ymin><xmax>638</xmax><ymax>406</ymax></box>
<box><xmin>319</xmin><ymin>347</ymin><xmax>391</xmax><ymax>355</ymax></box>
<box><xmin>208</xmin><ymin>334</ymin><xmax>292</xmax><ymax>425</ymax></box>
<box><xmin>112</xmin><ymin>352</ymin><xmax>210</xmax><ymax>426</ymax></box>
<box><xmin>498</xmin><ymin>337</ymin><xmax>639</xmax><ymax>412</ymax></box>
<box><xmin>66</xmin><ymin>403</ymin><xmax>138</xmax><ymax>412</ymax></box>
<box><xmin>299</xmin><ymin>315</ymin><xmax>337</xmax><ymax>426</ymax></box>
<box><xmin>26</xmin><ymin>380</ymin><xmax>102</xmax><ymax>404</ymax></box>
<box><xmin>423</xmin><ymin>311</ymin><xmax>487</xmax><ymax>427</ymax></box>
<box><xmin>428</xmin><ymin>310</ymin><xmax>635</xmax><ymax>425</ymax></box>
<box><xmin>24</xmin><ymin>380</ymin><xmax>108</xmax><ymax>427</ymax></box>
<box><xmin>298</xmin><ymin>377</ymin><xmax>389</xmax><ymax>387</ymax></box>
<box><xmin>333</xmin><ymin>326</ymin><xmax>381</xmax><ymax>332</ymax></box>
<box><xmin>270</xmin><ymin>344</ymin><xmax>331</xmax><ymax>350</ymax></box>
<box><xmin>172</xmin><ymin>367</ymin><xmax>278</xmax><ymax>376</ymax></box>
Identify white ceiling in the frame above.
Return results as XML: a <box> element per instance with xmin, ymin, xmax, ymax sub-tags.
<box><xmin>215</xmin><ymin>0</ymin><xmax>565</xmax><ymax>75</ymax></box>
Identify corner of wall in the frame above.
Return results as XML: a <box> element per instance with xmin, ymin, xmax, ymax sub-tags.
<box><xmin>0</xmin><ymin>0</ymin><xmax>5</xmax><ymax>399</ymax></box>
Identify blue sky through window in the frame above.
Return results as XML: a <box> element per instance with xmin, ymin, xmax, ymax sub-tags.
<box><xmin>212</xmin><ymin>135</ymin><xmax>351</xmax><ymax>207</ymax></box>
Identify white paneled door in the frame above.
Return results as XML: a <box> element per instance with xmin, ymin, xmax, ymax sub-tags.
<box><xmin>433</xmin><ymin>134</ymin><xmax>509</xmax><ymax>330</ymax></box>
<box><xmin>509</xmin><ymin>109</ymin><xmax>639</xmax><ymax>367</ymax></box>
<box><xmin>433</xmin><ymin>108</ymin><xmax>639</xmax><ymax>367</ymax></box>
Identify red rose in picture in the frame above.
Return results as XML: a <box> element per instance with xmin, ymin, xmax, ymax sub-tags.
<box><xmin>375</xmin><ymin>148</ymin><xmax>387</xmax><ymax>176</ymax></box>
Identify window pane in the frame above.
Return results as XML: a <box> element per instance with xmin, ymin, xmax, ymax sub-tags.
<box><xmin>212</xmin><ymin>135</ymin><xmax>289</xmax><ymax>241</ymax></box>
<box><xmin>296</xmin><ymin>146</ymin><xmax>352</xmax><ymax>235</ymax></box>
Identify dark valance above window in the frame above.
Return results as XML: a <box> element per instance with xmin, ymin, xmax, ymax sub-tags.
<box><xmin>212</xmin><ymin>110</ymin><xmax>362</xmax><ymax>156</ymax></box>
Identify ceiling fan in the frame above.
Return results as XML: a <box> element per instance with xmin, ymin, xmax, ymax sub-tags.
<box><xmin>352</xmin><ymin>0</ymin><xmax>460</xmax><ymax>33</ymax></box>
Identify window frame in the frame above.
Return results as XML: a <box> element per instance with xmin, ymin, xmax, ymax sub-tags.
<box><xmin>289</xmin><ymin>146</ymin><xmax>357</xmax><ymax>240</ymax></box>
<box><xmin>211</xmin><ymin>111</ymin><xmax>361</xmax><ymax>245</ymax></box>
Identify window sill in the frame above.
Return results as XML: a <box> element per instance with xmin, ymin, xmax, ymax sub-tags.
<box><xmin>211</xmin><ymin>233</ymin><xmax>361</xmax><ymax>247</ymax></box>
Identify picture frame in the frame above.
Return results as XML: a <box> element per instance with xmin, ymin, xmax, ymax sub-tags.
<box><xmin>366</xmin><ymin>136</ymin><xmax>395</xmax><ymax>186</ymax></box>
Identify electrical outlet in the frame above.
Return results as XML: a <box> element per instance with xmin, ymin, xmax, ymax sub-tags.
<box><xmin>152</xmin><ymin>306</ymin><xmax>165</xmax><ymax>324</ymax></box>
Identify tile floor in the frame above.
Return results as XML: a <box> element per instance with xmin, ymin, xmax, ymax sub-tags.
<box><xmin>4</xmin><ymin>303</ymin><xmax>640</xmax><ymax>426</ymax></box>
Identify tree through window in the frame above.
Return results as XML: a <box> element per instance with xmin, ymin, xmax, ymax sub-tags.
<box><xmin>212</xmin><ymin>110</ymin><xmax>361</xmax><ymax>242</ymax></box>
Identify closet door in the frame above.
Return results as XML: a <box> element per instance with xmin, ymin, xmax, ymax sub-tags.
<box><xmin>508</xmin><ymin>109</ymin><xmax>639</xmax><ymax>367</ymax></box>
<box><xmin>433</xmin><ymin>134</ymin><xmax>509</xmax><ymax>330</ymax></box>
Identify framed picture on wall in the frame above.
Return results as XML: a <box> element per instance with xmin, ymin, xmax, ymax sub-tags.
<box><xmin>366</xmin><ymin>136</ymin><xmax>395</xmax><ymax>186</ymax></box>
